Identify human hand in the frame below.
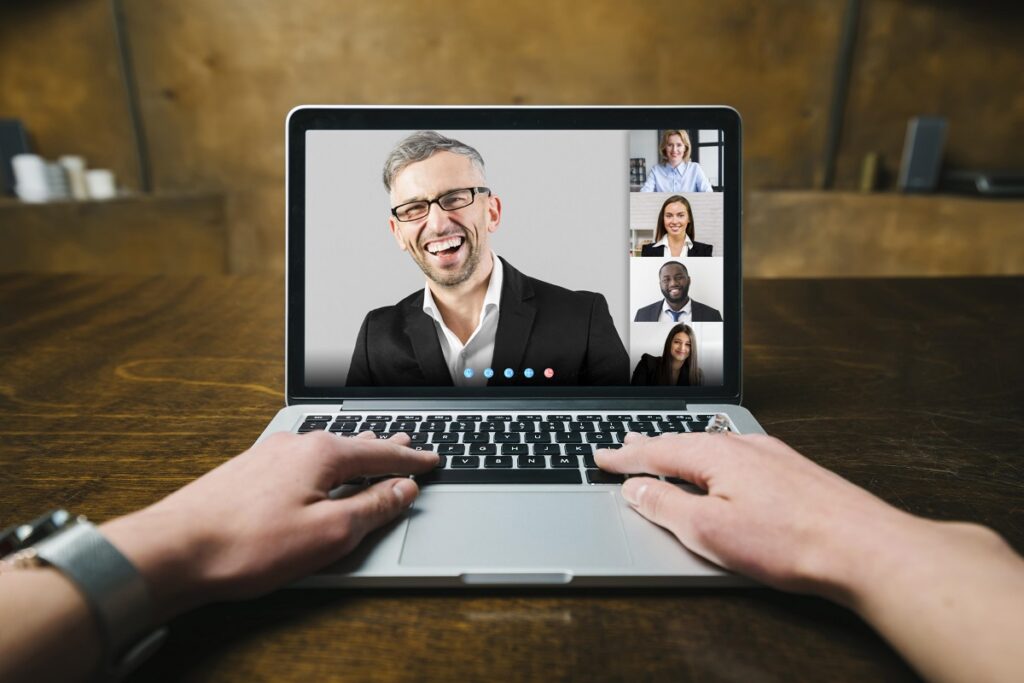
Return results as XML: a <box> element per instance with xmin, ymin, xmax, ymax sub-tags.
<box><xmin>101</xmin><ymin>430</ymin><xmax>437</xmax><ymax>621</ymax></box>
<box><xmin>595</xmin><ymin>432</ymin><xmax>918</xmax><ymax>602</ymax></box>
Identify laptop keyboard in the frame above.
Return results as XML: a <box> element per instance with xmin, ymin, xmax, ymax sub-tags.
<box><xmin>296</xmin><ymin>413</ymin><xmax>734</xmax><ymax>486</ymax></box>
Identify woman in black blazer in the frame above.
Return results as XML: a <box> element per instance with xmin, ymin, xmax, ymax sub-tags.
<box><xmin>630</xmin><ymin>323</ymin><xmax>704</xmax><ymax>386</ymax></box>
<box><xmin>639</xmin><ymin>194</ymin><xmax>713</xmax><ymax>257</ymax></box>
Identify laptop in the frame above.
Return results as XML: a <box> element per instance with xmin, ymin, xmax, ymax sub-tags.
<box><xmin>257</xmin><ymin>106</ymin><xmax>766</xmax><ymax>587</ymax></box>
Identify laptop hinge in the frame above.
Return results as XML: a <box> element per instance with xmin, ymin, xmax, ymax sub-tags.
<box><xmin>338</xmin><ymin>399</ymin><xmax>688</xmax><ymax>410</ymax></box>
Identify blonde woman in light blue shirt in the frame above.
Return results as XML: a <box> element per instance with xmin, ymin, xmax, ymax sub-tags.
<box><xmin>641</xmin><ymin>129</ymin><xmax>713</xmax><ymax>192</ymax></box>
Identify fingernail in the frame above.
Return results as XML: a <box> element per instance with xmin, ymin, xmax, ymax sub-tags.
<box><xmin>392</xmin><ymin>479</ymin><xmax>417</xmax><ymax>506</ymax></box>
<box><xmin>622</xmin><ymin>480</ymin><xmax>647</xmax><ymax>507</ymax></box>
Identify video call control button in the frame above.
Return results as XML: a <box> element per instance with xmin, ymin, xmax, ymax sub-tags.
<box><xmin>552</xmin><ymin>455</ymin><xmax>579</xmax><ymax>468</ymax></box>
<box><xmin>417</xmin><ymin>470</ymin><xmax>583</xmax><ymax>485</ymax></box>
<box><xmin>586</xmin><ymin>433</ymin><xmax>613</xmax><ymax>443</ymax></box>
<box><xmin>431</xmin><ymin>433</ymin><xmax>459</xmax><ymax>443</ymax></box>
<box><xmin>586</xmin><ymin>470</ymin><xmax>625</xmax><ymax>485</ymax></box>
<box><xmin>523</xmin><ymin>368</ymin><xmax>535</xmax><ymax>378</ymax></box>
<box><xmin>554</xmin><ymin>432</ymin><xmax>583</xmax><ymax>444</ymax></box>
<box><xmin>524</xmin><ymin>432</ymin><xmax>551</xmax><ymax>444</ymax></box>
<box><xmin>451</xmin><ymin>456</ymin><xmax>480</xmax><ymax>469</ymax></box>
<box><xmin>566</xmin><ymin>445</ymin><xmax>594</xmax><ymax>456</ymax></box>
<box><xmin>438</xmin><ymin>444</ymin><xmax>466</xmax><ymax>455</ymax></box>
<box><xmin>543</xmin><ymin>368</ymin><xmax>554</xmax><ymax>379</ymax></box>
<box><xmin>503</xmin><ymin>368</ymin><xmax>514</xmax><ymax>378</ymax></box>
<box><xmin>501</xmin><ymin>444</ymin><xmax>528</xmax><ymax>456</ymax></box>
<box><xmin>533</xmin><ymin>444</ymin><xmax>561</xmax><ymax>456</ymax></box>
<box><xmin>518</xmin><ymin>455</ymin><xmax>546</xmax><ymax>468</ymax></box>
<box><xmin>366</xmin><ymin>415</ymin><xmax>394</xmax><ymax>421</ymax></box>
<box><xmin>334</xmin><ymin>415</ymin><xmax>362</xmax><ymax>421</ymax></box>
<box><xmin>484</xmin><ymin>456</ymin><xmax>513</xmax><ymax>468</ymax></box>
<box><xmin>494</xmin><ymin>433</ymin><xmax>521</xmax><ymax>443</ymax></box>
<box><xmin>483</xmin><ymin>368</ymin><xmax>494</xmax><ymax>379</ymax></box>
<box><xmin>469</xmin><ymin>444</ymin><xmax>497</xmax><ymax>456</ymax></box>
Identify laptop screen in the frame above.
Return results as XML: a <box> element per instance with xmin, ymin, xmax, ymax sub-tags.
<box><xmin>289</xmin><ymin>108</ymin><xmax>741</xmax><ymax>402</ymax></box>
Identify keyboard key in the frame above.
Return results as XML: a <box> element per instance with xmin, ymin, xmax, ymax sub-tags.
<box><xmin>533</xmin><ymin>444</ymin><xmax>561</xmax><ymax>456</ymax></box>
<box><xmin>554</xmin><ymin>432</ymin><xmax>582</xmax><ymax>444</ymax></box>
<box><xmin>438</xmin><ymin>444</ymin><xmax>466</xmax><ymax>455</ymax></box>
<box><xmin>501</xmin><ymin>444</ymin><xmax>528</xmax><ymax>455</ymax></box>
<box><xmin>538</xmin><ymin>421</ymin><xmax>562</xmax><ymax>432</ymax></box>
<box><xmin>524</xmin><ymin>432</ymin><xmax>550</xmax><ymax>443</ymax></box>
<box><xmin>463</xmin><ymin>432</ymin><xmax>489</xmax><ymax>444</ymax></box>
<box><xmin>451</xmin><ymin>456</ymin><xmax>480</xmax><ymax>468</ymax></box>
<box><xmin>421</xmin><ymin>420</ymin><xmax>447</xmax><ymax>432</ymax></box>
<box><xmin>548</xmin><ymin>414</ymin><xmax>572</xmax><ymax>422</ymax></box>
<box><xmin>456</xmin><ymin>415</ymin><xmax>482</xmax><ymax>421</ymax></box>
<box><xmin>576</xmin><ymin>414</ymin><xmax>601</xmax><ymax>421</ymax></box>
<box><xmin>516</xmin><ymin>415</ymin><xmax>542</xmax><ymax>421</ymax></box>
<box><xmin>698</xmin><ymin>414</ymin><xmax>715</xmax><ymax>420</ymax></box>
<box><xmin>334</xmin><ymin>414</ymin><xmax>362</xmax><ymax>421</ymax></box>
<box><xmin>410</xmin><ymin>444</ymin><xmax>435</xmax><ymax>452</ymax></box>
<box><xmin>329</xmin><ymin>422</ymin><xmax>356</xmax><ymax>433</ymax></box>
<box><xmin>479</xmin><ymin>421</ymin><xmax>504</xmax><ymax>432</ymax></box>
<box><xmin>586</xmin><ymin>469</ymin><xmax>625</xmax><ymax>484</ymax></box>
<box><xmin>432</xmin><ymin>433</ymin><xmax>459</xmax><ymax>443</ymax></box>
<box><xmin>586</xmin><ymin>432</ymin><xmax>613</xmax><ymax>443</ymax></box>
<box><xmin>484</xmin><ymin>456</ymin><xmax>513</xmax><ymax>468</ymax></box>
<box><xmin>299</xmin><ymin>420</ymin><xmax>328</xmax><ymax>431</ymax></box>
<box><xmin>656</xmin><ymin>422</ymin><xmax>686</xmax><ymax>433</ymax></box>
<box><xmin>388</xmin><ymin>421</ymin><xmax>417</xmax><ymax>432</ymax></box>
<box><xmin>518</xmin><ymin>455</ymin><xmax>546</xmax><ymax>468</ymax></box>
<box><xmin>367</xmin><ymin>415</ymin><xmax>394</xmax><ymax>421</ymax></box>
<box><xmin>418</xmin><ymin>470</ymin><xmax>583</xmax><ymax>485</ymax></box>
<box><xmin>637</xmin><ymin>414</ymin><xmax>663</xmax><ymax>421</ymax></box>
<box><xmin>486</xmin><ymin>415</ymin><xmax>513</xmax><ymax>421</ymax></box>
<box><xmin>305</xmin><ymin>415</ymin><xmax>333</xmax><ymax>422</ymax></box>
<box><xmin>469</xmin><ymin>444</ymin><xmax>497</xmax><ymax>456</ymax></box>
<box><xmin>494</xmin><ymin>433</ymin><xmax>520</xmax><ymax>443</ymax></box>
<box><xmin>607</xmin><ymin>414</ymin><xmax>633</xmax><ymax>421</ymax></box>
<box><xmin>552</xmin><ymin>455</ymin><xmax>579</xmax><ymax>468</ymax></box>
<box><xmin>596</xmin><ymin>443</ymin><xmax>622</xmax><ymax>450</ymax></box>
<box><xmin>410</xmin><ymin>432</ymin><xmax>428</xmax><ymax>443</ymax></box>
<box><xmin>689</xmin><ymin>422</ymin><xmax>708</xmax><ymax>433</ymax></box>
<box><xmin>426</xmin><ymin>414</ymin><xmax>453</xmax><ymax>421</ymax></box>
<box><xmin>435</xmin><ymin>455</ymin><xmax>446</xmax><ymax>467</ymax></box>
<box><xmin>396</xmin><ymin>415</ymin><xmax>421</xmax><ymax>421</ymax></box>
<box><xmin>359</xmin><ymin>421</ymin><xmax>387</xmax><ymax>432</ymax></box>
<box><xmin>508</xmin><ymin>421</ymin><xmax>533</xmax><ymax>432</ymax></box>
<box><xmin>566</xmin><ymin>444</ymin><xmax>593</xmax><ymax>456</ymax></box>
<box><xmin>449</xmin><ymin>421</ymin><xmax>476</xmax><ymax>432</ymax></box>
<box><xmin>583</xmin><ymin>454</ymin><xmax>597</xmax><ymax>468</ymax></box>
<box><xmin>627</xmin><ymin>421</ymin><xmax>655</xmax><ymax>432</ymax></box>
<box><xmin>568</xmin><ymin>421</ymin><xmax>596</xmax><ymax>432</ymax></box>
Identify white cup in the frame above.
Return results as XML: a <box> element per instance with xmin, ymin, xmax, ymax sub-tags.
<box><xmin>12</xmin><ymin>154</ymin><xmax>49</xmax><ymax>202</ymax></box>
<box><xmin>85</xmin><ymin>169</ymin><xmax>117</xmax><ymax>200</ymax></box>
<box><xmin>59</xmin><ymin>155</ymin><xmax>90</xmax><ymax>200</ymax></box>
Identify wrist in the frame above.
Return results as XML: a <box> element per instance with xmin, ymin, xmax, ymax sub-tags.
<box><xmin>100</xmin><ymin>506</ymin><xmax>210</xmax><ymax>623</ymax></box>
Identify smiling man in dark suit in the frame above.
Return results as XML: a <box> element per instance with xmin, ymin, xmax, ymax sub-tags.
<box><xmin>347</xmin><ymin>131</ymin><xmax>628</xmax><ymax>387</ymax></box>
<box><xmin>633</xmin><ymin>261</ymin><xmax>723</xmax><ymax>323</ymax></box>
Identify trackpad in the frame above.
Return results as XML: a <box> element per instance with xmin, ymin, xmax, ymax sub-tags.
<box><xmin>399</xmin><ymin>491</ymin><xmax>632</xmax><ymax>568</ymax></box>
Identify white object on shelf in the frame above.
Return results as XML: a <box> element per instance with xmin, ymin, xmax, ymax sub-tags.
<box><xmin>12</xmin><ymin>154</ymin><xmax>49</xmax><ymax>202</ymax></box>
<box><xmin>59</xmin><ymin>155</ymin><xmax>90</xmax><ymax>200</ymax></box>
<box><xmin>85</xmin><ymin>169</ymin><xmax>117</xmax><ymax>200</ymax></box>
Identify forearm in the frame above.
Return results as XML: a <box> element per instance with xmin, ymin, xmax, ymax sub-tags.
<box><xmin>838</xmin><ymin>518</ymin><xmax>1024</xmax><ymax>683</ymax></box>
<box><xmin>0</xmin><ymin>567</ymin><xmax>100</xmax><ymax>682</ymax></box>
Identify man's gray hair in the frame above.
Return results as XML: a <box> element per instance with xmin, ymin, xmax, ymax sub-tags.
<box><xmin>382</xmin><ymin>131</ymin><xmax>486</xmax><ymax>192</ymax></box>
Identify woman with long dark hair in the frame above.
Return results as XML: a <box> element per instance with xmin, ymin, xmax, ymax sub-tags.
<box><xmin>640</xmin><ymin>194</ymin><xmax>712</xmax><ymax>257</ymax></box>
<box><xmin>630</xmin><ymin>323</ymin><xmax>704</xmax><ymax>386</ymax></box>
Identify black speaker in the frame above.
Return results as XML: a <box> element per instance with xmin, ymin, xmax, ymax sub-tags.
<box><xmin>898</xmin><ymin>116</ymin><xmax>947</xmax><ymax>193</ymax></box>
<box><xmin>0</xmin><ymin>119</ymin><xmax>32</xmax><ymax>197</ymax></box>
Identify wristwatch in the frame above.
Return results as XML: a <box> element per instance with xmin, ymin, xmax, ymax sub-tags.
<box><xmin>0</xmin><ymin>510</ymin><xmax>168</xmax><ymax>681</ymax></box>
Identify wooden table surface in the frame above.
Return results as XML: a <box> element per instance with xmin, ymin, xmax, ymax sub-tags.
<box><xmin>1</xmin><ymin>275</ymin><xmax>1021</xmax><ymax>682</ymax></box>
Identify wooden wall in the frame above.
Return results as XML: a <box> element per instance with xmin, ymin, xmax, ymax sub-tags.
<box><xmin>1</xmin><ymin>0</ymin><xmax>1021</xmax><ymax>273</ymax></box>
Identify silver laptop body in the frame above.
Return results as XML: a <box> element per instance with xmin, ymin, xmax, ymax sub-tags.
<box><xmin>257</xmin><ymin>105</ymin><xmax>764</xmax><ymax>587</ymax></box>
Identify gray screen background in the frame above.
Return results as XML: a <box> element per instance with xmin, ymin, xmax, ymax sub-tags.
<box><xmin>304</xmin><ymin>130</ymin><xmax>629</xmax><ymax>386</ymax></box>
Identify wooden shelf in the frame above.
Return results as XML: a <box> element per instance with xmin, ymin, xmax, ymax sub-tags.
<box><xmin>744</xmin><ymin>191</ymin><xmax>1024</xmax><ymax>277</ymax></box>
<box><xmin>0</xmin><ymin>192</ymin><xmax>228</xmax><ymax>275</ymax></box>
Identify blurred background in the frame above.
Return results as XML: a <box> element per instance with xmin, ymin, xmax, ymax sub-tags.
<box><xmin>1</xmin><ymin>0</ymin><xmax>1021</xmax><ymax>277</ymax></box>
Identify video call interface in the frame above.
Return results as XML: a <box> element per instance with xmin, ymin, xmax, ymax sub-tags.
<box><xmin>304</xmin><ymin>128</ymin><xmax>727</xmax><ymax>389</ymax></box>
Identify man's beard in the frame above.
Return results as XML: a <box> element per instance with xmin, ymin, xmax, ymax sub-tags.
<box><xmin>412</xmin><ymin>232</ymin><xmax>481</xmax><ymax>288</ymax></box>
<box><xmin>662</xmin><ymin>283</ymin><xmax>690</xmax><ymax>305</ymax></box>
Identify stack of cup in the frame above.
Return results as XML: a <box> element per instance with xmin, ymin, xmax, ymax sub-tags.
<box><xmin>59</xmin><ymin>156</ymin><xmax>90</xmax><ymax>200</ymax></box>
<box><xmin>10</xmin><ymin>153</ymin><xmax>118</xmax><ymax>202</ymax></box>
<box><xmin>12</xmin><ymin>154</ymin><xmax>50</xmax><ymax>202</ymax></box>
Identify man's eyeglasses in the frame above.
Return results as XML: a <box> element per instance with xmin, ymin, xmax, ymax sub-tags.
<box><xmin>391</xmin><ymin>187</ymin><xmax>491</xmax><ymax>223</ymax></box>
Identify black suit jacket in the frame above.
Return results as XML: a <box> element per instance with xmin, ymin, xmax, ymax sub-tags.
<box><xmin>347</xmin><ymin>258</ymin><xmax>629</xmax><ymax>386</ymax></box>
<box><xmin>640</xmin><ymin>241</ymin><xmax>713</xmax><ymax>257</ymax></box>
<box><xmin>630</xmin><ymin>354</ymin><xmax>704</xmax><ymax>386</ymax></box>
<box><xmin>633</xmin><ymin>299</ymin><xmax>723</xmax><ymax>322</ymax></box>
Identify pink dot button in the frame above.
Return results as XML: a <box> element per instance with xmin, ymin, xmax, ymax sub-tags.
<box><xmin>543</xmin><ymin>368</ymin><xmax>554</xmax><ymax>378</ymax></box>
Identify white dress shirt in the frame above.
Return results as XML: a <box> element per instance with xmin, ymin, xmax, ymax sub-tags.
<box><xmin>652</xmin><ymin>234</ymin><xmax>693</xmax><ymax>258</ymax></box>
<box><xmin>660</xmin><ymin>298</ymin><xmax>692</xmax><ymax>324</ymax></box>
<box><xmin>422</xmin><ymin>252</ymin><xmax>503</xmax><ymax>387</ymax></box>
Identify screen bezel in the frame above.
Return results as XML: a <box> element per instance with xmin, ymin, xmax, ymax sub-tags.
<box><xmin>286</xmin><ymin>106</ymin><xmax>743</xmax><ymax>404</ymax></box>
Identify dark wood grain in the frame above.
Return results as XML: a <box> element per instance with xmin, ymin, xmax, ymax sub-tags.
<box><xmin>1</xmin><ymin>275</ymin><xmax>1021</xmax><ymax>682</ymax></box>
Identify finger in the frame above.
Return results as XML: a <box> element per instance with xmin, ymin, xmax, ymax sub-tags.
<box><xmin>621</xmin><ymin>477</ymin><xmax>724</xmax><ymax>564</ymax></box>
<box><xmin>355</xmin><ymin>430</ymin><xmax>377</xmax><ymax>440</ymax></box>
<box><xmin>622</xmin><ymin>431</ymin><xmax>648</xmax><ymax>445</ymax></box>
<box><xmin>330</xmin><ymin>477</ymin><xmax>419</xmax><ymax>555</ymax></box>
<box><xmin>326</xmin><ymin>435</ymin><xmax>438</xmax><ymax>482</ymax></box>
<box><xmin>595</xmin><ymin>433</ymin><xmax>718</xmax><ymax>485</ymax></box>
